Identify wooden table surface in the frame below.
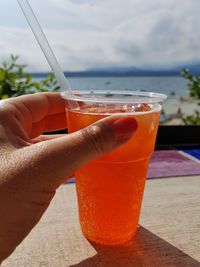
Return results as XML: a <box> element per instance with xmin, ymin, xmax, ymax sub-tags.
<box><xmin>2</xmin><ymin>176</ymin><xmax>200</xmax><ymax>267</ymax></box>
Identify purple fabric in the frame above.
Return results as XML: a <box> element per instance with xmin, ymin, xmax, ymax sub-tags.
<box><xmin>66</xmin><ymin>150</ymin><xmax>200</xmax><ymax>183</ymax></box>
<box><xmin>148</xmin><ymin>150</ymin><xmax>200</xmax><ymax>179</ymax></box>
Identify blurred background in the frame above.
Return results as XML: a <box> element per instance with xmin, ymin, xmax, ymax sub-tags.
<box><xmin>0</xmin><ymin>0</ymin><xmax>200</xmax><ymax>125</ymax></box>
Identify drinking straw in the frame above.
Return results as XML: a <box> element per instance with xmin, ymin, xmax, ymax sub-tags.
<box><xmin>17</xmin><ymin>0</ymin><xmax>72</xmax><ymax>93</ymax></box>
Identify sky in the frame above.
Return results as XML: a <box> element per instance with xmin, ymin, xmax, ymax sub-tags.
<box><xmin>0</xmin><ymin>0</ymin><xmax>200</xmax><ymax>71</ymax></box>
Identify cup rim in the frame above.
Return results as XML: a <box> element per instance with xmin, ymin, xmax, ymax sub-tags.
<box><xmin>61</xmin><ymin>90</ymin><xmax>167</xmax><ymax>104</ymax></box>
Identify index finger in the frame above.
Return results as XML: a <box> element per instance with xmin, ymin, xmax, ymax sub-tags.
<box><xmin>8</xmin><ymin>92</ymin><xmax>66</xmax><ymax>123</ymax></box>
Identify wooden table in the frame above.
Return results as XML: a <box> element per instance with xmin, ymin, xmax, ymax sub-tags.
<box><xmin>2</xmin><ymin>176</ymin><xmax>200</xmax><ymax>267</ymax></box>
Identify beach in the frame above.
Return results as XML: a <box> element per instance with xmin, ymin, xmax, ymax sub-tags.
<box><xmin>161</xmin><ymin>97</ymin><xmax>199</xmax><ymax>125</ymax></box>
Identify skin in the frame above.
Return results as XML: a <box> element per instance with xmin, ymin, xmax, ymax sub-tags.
<box><xmin>0</xmin><ymin>92</ymin><xmax>138</xmax><ymax>262</ymax></box>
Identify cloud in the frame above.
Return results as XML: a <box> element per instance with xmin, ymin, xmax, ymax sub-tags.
<box><xmin>0</xmin><ymin>0</ymin><xmax>200</xmax><ymax>71</ymax></box>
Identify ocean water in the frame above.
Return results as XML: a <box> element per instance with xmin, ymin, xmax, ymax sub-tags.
<box><xmin>36</xmin><ymin>75</ymin><xmax>195</xmax><ymax>118</ymax></box>
<box><xmin>66</xmin><ymin>76</ymin><xmax>197</xmax><ymax>119</ymax></box>
<box><xmin>67</xmin><ymin>76</ymin><xmax>188</xmax><ymax>97</ymax></box>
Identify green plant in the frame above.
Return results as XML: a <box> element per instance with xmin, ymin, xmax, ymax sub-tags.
<box><xmin>0</xmin><ymin>55</ymin><xmax>60</xmax><ymax>100</ymax></box>
<box><xmin>181</xmin><ymin>111</ymin><xmax>200</xmax><ymax>125</ymax></box>
<box><xmin>181</xmin><ymin>68</ymin><xmax>200</xmax><ymax>99</ymax></box>
<box><xmin>181</xmin><ymin>69</ymin><xmax>200</xmax><ymax>125</ymax></box>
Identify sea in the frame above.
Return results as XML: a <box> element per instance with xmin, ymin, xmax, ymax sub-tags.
<box><xmin>66</xmin><ymin>76</ymin><xmax>188</xmax><ymax>97</ymax></box>
<box><xmin>35</xmin><ymin>75</ymin><xmax>188</xmax><ymax>97</ymax></box>
<box><xmin>36</xmin><ymin>75</ymin><xmax>196</xmax><ymax>119</ymax></box>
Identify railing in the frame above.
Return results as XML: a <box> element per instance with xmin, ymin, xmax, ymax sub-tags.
<box><xmin>156</xmin><ymin>125</ymin><xmax>200</xmax><ymax>150</ymax></box>
<box><xmin>46</xmin><ymin>125</ymin><xmax>200</xmax><ymax>150</ymax></box>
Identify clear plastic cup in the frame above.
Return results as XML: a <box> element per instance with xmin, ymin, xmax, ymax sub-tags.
<box><xmin>62</xmin><ymin>90</ymin><xmax>167</xmax><ymax>245</ymax></box>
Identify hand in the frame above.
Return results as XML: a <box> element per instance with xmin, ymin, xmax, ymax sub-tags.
<box><xmin>0</xmin><ymin>92</ymin><xmax>137</xmax><ymax>261</ymax></box>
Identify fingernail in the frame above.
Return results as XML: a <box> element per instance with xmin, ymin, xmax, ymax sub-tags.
<box><xmin>111</xmin><ymin>117</ymin><xmax>138</xmax><ymax>142</ymax></box>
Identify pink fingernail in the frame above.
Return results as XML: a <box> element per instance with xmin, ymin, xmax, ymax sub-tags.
<box><xmin>112</xmin><ymin>117</ymin><xmax>138</xmax><ymax>142</ymax></box>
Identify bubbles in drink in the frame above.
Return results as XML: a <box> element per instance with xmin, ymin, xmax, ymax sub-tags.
<box><xmin>134</xmin><ymin>103</ymin><xmax>151</xmax><ymax>112</ymax></box>
<box><xmin>110</xmin><ymin>103</ymin><xmax>152</xmax><ymax>113</ymax></box>
<box><xmin>78</xmin><ymin>102</ymin><xmax>151</xmax><ymax>114</ymax></box>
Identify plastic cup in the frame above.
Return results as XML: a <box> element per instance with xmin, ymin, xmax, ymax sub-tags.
<box><xmin>62</xmin><ymin>90</ymin><xmax>167</xmax><ymax>245</ymax></box>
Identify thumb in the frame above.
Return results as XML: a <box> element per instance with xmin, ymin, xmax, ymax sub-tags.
<box><xmin>27</xmin><ymin>116</ymin><xmax>138</xmax><ymax>188</ymax></box>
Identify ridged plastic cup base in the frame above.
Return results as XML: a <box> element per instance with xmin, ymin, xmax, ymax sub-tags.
<box><xmin>82</xmin><ymin>228</ymin><xmax>138</xmax><ymax>246</ymax></box>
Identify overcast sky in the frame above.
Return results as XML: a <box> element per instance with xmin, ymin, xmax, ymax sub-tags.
<box><xmin>0</xmin><ymin>0</ymin><xmax>200</xmax><ymax>71</ymax></box>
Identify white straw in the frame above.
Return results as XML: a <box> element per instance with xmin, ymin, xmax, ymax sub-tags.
<box><xmin>17</xmin><ymin>0</ymin><xmax>72</xmax><ymax>92</ymax></box>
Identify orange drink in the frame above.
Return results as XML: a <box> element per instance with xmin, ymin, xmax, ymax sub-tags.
<box><xmin>63</xmin><ymin>91</ymin><xmax>166</xmax><ymax>245</ymax></box>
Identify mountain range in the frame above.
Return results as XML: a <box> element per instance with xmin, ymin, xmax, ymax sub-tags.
<box><xmin>31</xmin><ymin>63</ymin><xmax>200</xmax><ymax>78</ymax></box>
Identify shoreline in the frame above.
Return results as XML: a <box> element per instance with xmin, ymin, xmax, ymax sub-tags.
<box><xmin>161</xmin><ymin>96</ymin><xmax>199</xmax><ymax>125</ymax></box>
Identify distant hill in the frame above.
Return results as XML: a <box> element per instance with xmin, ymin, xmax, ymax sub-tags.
<box><xmin>31</xmin><ymin>63</ymin><xmax>200</xmax><ymax>78</ymax></box>
<box><xmin>172</xmin><ymin>63</ymin><xmax>200</xmax><ymax>75</ymax></box>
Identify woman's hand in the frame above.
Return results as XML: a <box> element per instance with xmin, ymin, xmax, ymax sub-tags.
<box><xmin>0</xmin><ymin>92</ymin><xmax>137</xmax><ymax>261</ymax></box>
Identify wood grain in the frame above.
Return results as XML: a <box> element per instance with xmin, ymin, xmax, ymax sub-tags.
<box><xmin>2</xmin><ymin>176</ymin><xmax>200</xmax><ymax>267</ymax></box>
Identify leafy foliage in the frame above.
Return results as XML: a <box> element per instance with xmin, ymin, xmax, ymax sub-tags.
<box><xmin>0</xmin><ymin>55</ymin><xmax>60</xmax><ymax>100</ymax></box>
<box><xmin>181</xmin><ymin>69</ymin><xmax>200</xmax><ymax>125</ymax></box>
<box><xmin>181</xmin><ymin>69</ymin><xmax>200</xmax><ymax>99</ymax></box>
<box><xmin>182</xmin><ymin>110</ymin><xmax>200</xmax><ymax>126</ymax></box>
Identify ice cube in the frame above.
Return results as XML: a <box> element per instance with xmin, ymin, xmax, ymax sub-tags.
<box><xmin>134</xmin><ymin>103</ymin><xmax>151</xmax><ymax>112</ymax></box>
